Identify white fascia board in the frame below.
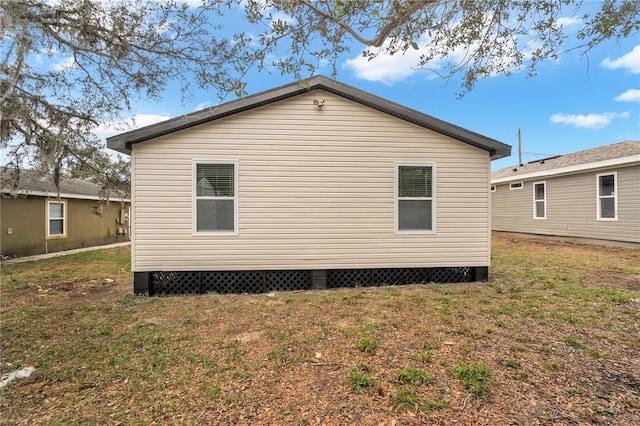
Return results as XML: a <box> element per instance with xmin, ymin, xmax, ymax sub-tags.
<box><xmin>491</xmin><ymin>154</ymin><xmax>640</xmax><ymax>184</ymax></box>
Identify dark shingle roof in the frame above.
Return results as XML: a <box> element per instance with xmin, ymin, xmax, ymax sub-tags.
<box><xmin>107</xmin><ymin>75</ymin><xmax>510</xmax><ymax>160</ymax></box>
<box><xmin>0</xmin><ymin>168</ymin><xmax>129</xmax><ymax>201</ymax></box>
<box><xmin>492</xmin><ymin>141</ymin><xmax>640</xmax><ymax>182</ymax></box>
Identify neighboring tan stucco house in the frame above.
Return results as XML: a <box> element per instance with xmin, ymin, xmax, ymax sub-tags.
<box><xmin>491</xmin><ymin>141</ymin><xmax>640</xmax><ymax>246</ymax></box>
<box><xmin>107</xmin><ymin>76</ymin><xmax>511</xmax><ymax>295</ymax></box>
<box><xmin>0</xmin><ymin>169</ymin><xmax>131</xmax><ymax>257</ymax></box>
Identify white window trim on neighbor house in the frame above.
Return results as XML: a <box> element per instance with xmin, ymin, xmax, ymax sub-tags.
<box><xmin>47</xmin><ymin>200</ymin><xmax>66</xmax><ymax>238</ymax></box>
<box><xmin>596</xmin><ymin>171</ymin><xmax>617</xmax><ymax>221</ymax></box>
<box><xmin>510</xmin><ymin>181</ymin><xmax>523</xmax><ymax>190</ymax></box>
<box><xmin>395</xmin><ymin>162</ymin><xmax>436</xmax><ymax>234</ymax></box>
<box><xmin>533</xmin><ymin>181</ymin><xmax>546</xmax><ymax>220</ymax></box>
<box><xmin>193</xmin><ymin>160</ymin><xmax>239</xmax><ymax>235</ymax></box>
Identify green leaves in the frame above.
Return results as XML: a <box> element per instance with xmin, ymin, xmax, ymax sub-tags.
<box><xmin>357</xmin><ymin>337</ymin><xmax>379</xmax><ymax>355</ymax></box>
<box><xmin>349</xmin><ymin>367</ymin><xmax>374</xmax><ymax>394</ymax></box>
<box><xmin>3</xmin><ymin>0</ymin><xmax>638</xmax><ymax>199</ymax></box>
<box><xmin>396</xmin><ymin>367</ymin><xmax>432</xmax><ymax>386</ymax></box>
<box><xmin>453</xmin><ymin>361</ymin><xmax>494</xmax><ymax>397</ymax></box>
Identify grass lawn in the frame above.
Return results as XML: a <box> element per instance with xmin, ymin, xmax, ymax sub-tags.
<box><xmin>1</xmin><ymin>234</ymin><xmax>639</xmax><ymax>425</ymax></box>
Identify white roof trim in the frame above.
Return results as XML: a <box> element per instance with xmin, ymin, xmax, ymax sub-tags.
<box><xmin>5</xmin><ymin>189</ymin><xmax>131</xmax><ymax>202</ymax></box>
<box><xmin>492</xmin><ymin>154</ymin><xmax>640</xmax><ymax>184</ymax></box>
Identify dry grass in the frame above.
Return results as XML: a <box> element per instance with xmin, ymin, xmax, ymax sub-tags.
<box><xmin>1</xmin><ymin>234</ymin><xmax>639</xmax><ymax>425</ymax></box>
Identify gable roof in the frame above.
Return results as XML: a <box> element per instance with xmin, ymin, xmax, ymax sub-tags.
<box><xmin>0</xmin><ymin>167</ymin><xmax>130</xmax><ymax>202</ymax></box>
<box><xmin>107</xmin><ymin>75</ymin><xmax>510</xmax><ymax>160</ymax></box>
<box><xmin>492</xmin><ymin>141</ymin><xmax>640</xmax><ymax>183</ymax></box>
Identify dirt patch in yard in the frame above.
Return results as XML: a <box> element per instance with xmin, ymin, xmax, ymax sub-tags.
<box><xmin>1</xmin><ymin>236</ymin><xmax>639</xmax><ymax>425</ymax></box>
<box><xmin>582</xmin><ymin>265</ymin><xmax>640</xmax><ymax>290</ymax></box>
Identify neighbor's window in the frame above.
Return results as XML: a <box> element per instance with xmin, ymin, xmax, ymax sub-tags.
<box><xmin>491</xmin><ymin>185</ymin><xmax>496</xmax><ymax>192</ymax></box>
<box><xmin>194</xmin><ymin>161</ymin><xmax>238</xmax><ymax>233</ymax></box>
<box><xmin>597</xmin><ymin>172</ymin><xmax>617</xmax><ymax>220</ymax></box>
<box><xmin>47</xmin><ymin>200</ymin><xmax>66</xmax><ymax>237</ymax></box>
<box><xmin>510</xmin><ymin>182</ymin><xmax>523</xmax><ymax>190</ymax></box>
<box><xmin>533</xmin><ymin>181</ymin><xmax>546</xmax><ymax>219</ymax></box>
<box><xmin>396</xmin><ymin>163</ymin><xmax>435</xmax><ymax>233</ymax></box>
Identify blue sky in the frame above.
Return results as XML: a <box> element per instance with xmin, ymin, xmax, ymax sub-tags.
<box><xmin>98</xmin><ymin>5</ymin><xmax>640</xmax><ymax>171</ymax></box>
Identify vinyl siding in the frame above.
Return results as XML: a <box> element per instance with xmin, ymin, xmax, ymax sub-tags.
<box><xmin>132</xmin><ymin>90</ymin><xmax>491</xmax><ymax>271</ymax></box>
<box><xmin>492</xmin><ymin>165</ymin><xmax>640</xmax><ymax>243</ymax></box>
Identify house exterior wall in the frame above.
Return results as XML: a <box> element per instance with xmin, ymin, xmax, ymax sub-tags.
<box><xmin>0</xmin><ymin>195</ymin><xmax>130</xmax><ymax>257</ymax></box>
<box><xmin>0</xmin><ymin>196</ymin><xmax>44</xmax><ymax>256</ymax></box>
<box><xmin>131</xmin><ymin>90</ymin><xmax>492</xmax><ymax>272</ymax></box>
<box><xmin>492</xmin><ymin>164</ymin><xmax>640</xmax><ymax>243</ymax></box>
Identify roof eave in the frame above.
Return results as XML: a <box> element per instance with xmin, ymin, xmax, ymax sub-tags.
<box><xmin>491</xmin><ymin>154</ymin><xmax>640</xmax><ymax>183</ymax></box>
<box><xmin>313</xmin><ymin>80</ymin><xmax>511</xmax><ymax>160</ymax></box>
<box><xmin>106</xmin><ymin>75</ymin><xmax>511</xmax><ymax>158</ymax></box>
<box><xmin>106</xmin><ymin>79</ymin><xmax>321</xmax><ymax>155</ymax></box>
<box><xmin>1</xmin><ymin>189</ymin><xmax>131</xmax><ymax>202</ymax></box>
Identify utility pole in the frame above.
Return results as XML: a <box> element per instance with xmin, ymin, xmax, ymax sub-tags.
<box><xmin>518</xmin><ymin>128</ymin><xmax>522</xmax><ymax>166</ymax></box>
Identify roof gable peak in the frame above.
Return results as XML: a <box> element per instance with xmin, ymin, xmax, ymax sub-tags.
<box><xmin>107</xmin><ymin>75</ymin><xmax>510</xmax><ymax>160</ymax></box>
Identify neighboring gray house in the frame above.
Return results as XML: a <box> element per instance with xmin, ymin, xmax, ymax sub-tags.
<box><xmin>491</xmin><ymin>141</ymin><xmax>640</xmax><ymax>245</ymax></box>
<box><xmin>107</xmin><ymin>75</ymin><xmax>510</xmax><ymax>295</ymax></box>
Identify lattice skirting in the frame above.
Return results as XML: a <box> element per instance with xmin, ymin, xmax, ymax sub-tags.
<box><xmin>326</xmin><ymin>267</ymin><xmax>475</xmax><ymax>289</ymax></box>
<box><xmin>149</xmin><ymin>270</ymin><xmax>312</xmax><ymax>295</ymax></box>
<box><xmin>134</xmin><ymin>266</ymin><xmax>488</xmax><ymax>296</ymax></box>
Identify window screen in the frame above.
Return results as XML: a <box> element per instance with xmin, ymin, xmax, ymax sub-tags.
<box><xmin>197</xmin><ymin>164</ymin><xmax>234</xmax><ymax>197</ymax></box>
<box><xmin>534</xmin><ymin>182</ymin><xmax>546</xmax><ymax>219</ymax></box>
<box><xmin>397</xmin><ymin>165</ymin><xmax>434</xmax><ymax>232</ymax></box>
<box><xmin>597</xmin><ymin>173</ymin><xmax>616</xmax><ymax>220</ymax></box>
<box><xmin>48</xmin><ymin>201</ymin><xmax>65</xmax><ymax>236</ymax></box>
<box><xmin>599</xmin><ymin>174</ymin><xmax>614</xmax><ymax>197</ymax></box>
<box><xmin>195</xmin><ymin>163</ymin><xmax>236</xmax><ymax>233</ymax></box>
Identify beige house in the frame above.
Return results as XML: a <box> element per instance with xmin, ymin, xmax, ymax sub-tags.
<box><xmin>491</xmin><ymin>141</ymin><xmax>640</xmax><ymax>245</ymax></box>
<box><xmin>1</xmin><ymin>169</ymin><xmax>130</xmax><ymax>257</ymax></box>
<box><xmin>107</xmin><ymin>76</ymin><xmax>510</xmax><ymax>295</ymax></box>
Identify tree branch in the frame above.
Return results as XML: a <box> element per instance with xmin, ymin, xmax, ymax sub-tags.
<box><xmin>299</xmin><ymin>0</ymin><xmax>438</xmax><ymax>47</ymax></box>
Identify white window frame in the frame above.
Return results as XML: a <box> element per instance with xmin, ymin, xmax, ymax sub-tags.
<box><xmin>510</xmin><ymin>181</ymin><xmax>523</xmax><ymax>190</ymax></box>
<box><xmin>533</xmin><ymin>181</ymin><xmax>546</xmax><ymax>220</ymax></box>
<box><xmin>47</xmin><ymin>200</ymin><xmax>67</xmax><ymax>238</ymax></box>
<box><xmin>193</xmin><ymin>160</ymin><xmax>239</xmax><ymax>235</ymax></box>
<box><xmin>491</xmin><ymin>185</ymin><xmax>496</xmax><ymax>192</ymax></box>
<box><xmin>395</xmin><ymin>162</ymin><xmax>436</xmax><ymax>234</ymax></box>
<box><xmin>596</xmin><ymin>172</ymin><xmax>617</xmax><ymax>221</ymax></box>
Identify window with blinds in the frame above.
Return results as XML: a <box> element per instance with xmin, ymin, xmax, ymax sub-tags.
<box><xmin>396</xmin><ymin>163</ymin><xmax>435</xmax><ymax>233</ymax></box>
<box><xmin>194</xmin><ymin>162</ymin><xmax>238</xmax><ymax>233</ymax></box>
<box><xmin>47</xmin><ymin>200</ymin><xmax>66</xmax><ymax>237</ymax></box>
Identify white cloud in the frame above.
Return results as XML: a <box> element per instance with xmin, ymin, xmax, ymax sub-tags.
<box><xmin>95</xmin><ymin>113</ymin><xmax>171</xmax><ymax>140</ymax></box>
<box><xmin>613</xmin><ymin>88</ymin><xmax>640</xmax><ymax>102</ymax></box>
<box><xmin>126</xmin><ymin>114</ymin><xmax>172</xmax><ymax>128</ymax></box>
<box><xmin>181</xmin><ymin>0</ymin><xmax>207</xmax><ymax>7</ymax></box>
<box><xmin>343</xmin><ymin>31</ymin><xmax>483</xmax><ymax>84</ymax></box>
<box><xmin>344</xmin><ymin>13</ymin><xmax>553</xmax><ymax>85</ymax></box>
<box><xmin>344</xmin><ymin>35</ymin><xmax>535</xmax><ymax>85</ymax></box>
<box><xmin>343</xmin><ymin>44</ymin><xmax>425</xmax><ymax>84</ymax></box>
<box><xmin>194</xmin><ymin>101</ymin><xmax>213</xmax><ymax>111</ymax></box>
<box><xmin>555</xmin><ymin>16</ymin><xmax>582</xmax><ymax>28</ymax></box>
<box><xmin>271</xmin><ymin>11</ymin><xmax>294</xmax><ymax>25</ymax></box>
<box><xmin>550</xmin><ymin>112</ymin><xmax>630</xmax><ymax>129</ymax></box>
<box><xmin>601</xmin><ymin>45</ymin><xmax>640</xmax><ymax>73</ymax></box>
<box><xmin>51</xmin><ymin>56</ymin><xmax>76</xmax><ymax>72</ymax></box>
